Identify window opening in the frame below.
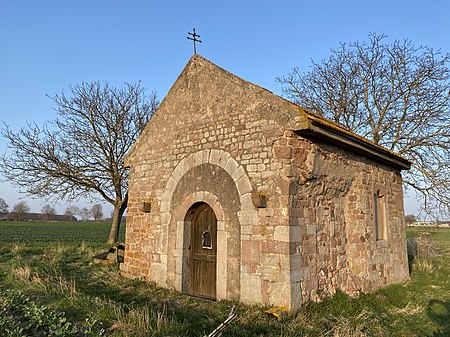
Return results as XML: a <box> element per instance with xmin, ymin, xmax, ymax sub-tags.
<box><xmin>202</xmin><ymin>231</ymin><xmax>212</xmax><ymax>249</ymax></box>
<box><xmin>374</xmin><ymin>189</ymin><xmax>386</xmax><ymax>240</ymax></box>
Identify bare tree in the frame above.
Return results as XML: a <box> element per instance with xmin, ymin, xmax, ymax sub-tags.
<box><xmin>91</xmin><ymin>204</ymin><xmax>103</xmax><ymax>222</ymax></box>
<box><xmin>41</xmin><ymin>203</ymin><xmax>56</xmax><ymax>221</ymax></box>
<box><xmin>0</xmin><ymin>198</ymin><xmax>8</xmax><ymax>214</ymax></box>
<box><xmin>12</xmin><ymin>201</ymin><xmax>30</xmax><ymax>221</ymax></box>
<box><xmin>404</xmin><ymin>214</ymin><xmax>417</xmax><ymax>225</ymax></box>
<box><xmin>64</xmin><ymin>205</ymin><xmax>79</xmax><ymax>221</ymax></box>
<box><xmin>1</xmin><ymin>81</ymin><xmax>158</xmax><ymax>243</ymax></box>
<box><xmin>278</xmin><ymin>33</ymin><xmax>450</xmax><ymax>217</ymax></box>
<box><xmin>78</xmin><ymin>207</ymin><xmax>91</xmax><ymax>222</ymax></box>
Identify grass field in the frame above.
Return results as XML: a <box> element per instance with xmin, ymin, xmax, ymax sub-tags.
<box><xmin>0</xmin><ymin>221</ymin><xmax>449</xmax><ymax>336</ymax></box>
<box><xmin>0</xmin><ymin>221</ymin><xmax>126</xmax><ymax>244</ymax></box>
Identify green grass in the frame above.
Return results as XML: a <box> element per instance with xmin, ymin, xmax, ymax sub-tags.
<box><xmin>0</xmin><ymin>221</ymin><xmax>125</xmax><ymax>244</ymax></box>
<box><xmin>0</xmin><ymin>222</ymin><xmax>449</xmax><ymax>336</ymax></box>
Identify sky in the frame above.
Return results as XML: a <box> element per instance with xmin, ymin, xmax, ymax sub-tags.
<box><xmin>0</xmin><ymin>0</ymin><xmax>449</xmax><ymax>216</ymax></box>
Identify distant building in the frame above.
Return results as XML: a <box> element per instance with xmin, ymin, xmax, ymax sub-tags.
<box><xmin>0</xmin><ymin>212</ymin><xmax>77</xmax><ymax>222</ymax></box>
<box><xmin>408</xmin><ymin>221</ymin><xmax>450</xmax><ymax>227</ymax></box>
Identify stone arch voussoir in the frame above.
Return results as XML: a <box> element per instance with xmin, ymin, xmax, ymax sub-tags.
<box><xmin>160</xmin><ymin>149</ymin><xmax>258</xmax><ymax>299</ymax></box>
<box><xmin>161</xmin><ymin>149</ymin><xmax>256</xmax><ymax>223</ymax></box>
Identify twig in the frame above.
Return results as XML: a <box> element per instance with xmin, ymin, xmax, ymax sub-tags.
<box><xmin>204</xmin><ymin>306</ymin><xmax>237</xmax><ymax>337</ymax></box>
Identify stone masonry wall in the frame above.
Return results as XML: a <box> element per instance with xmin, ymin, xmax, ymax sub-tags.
<box><xmin>287</xmin><ymin>135</ymin><xmax>408</xmax><ymax>303</ymax></box>
<box><xmin>121</xmin><ymin>55</ymin><xmax>305</xmax><ymax>309</ymax></box>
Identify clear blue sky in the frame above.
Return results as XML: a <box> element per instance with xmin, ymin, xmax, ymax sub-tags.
<box><xmin>1</xmin><ymin>0</ymin><xmax>449</xmax><ymax>215</ymax></box>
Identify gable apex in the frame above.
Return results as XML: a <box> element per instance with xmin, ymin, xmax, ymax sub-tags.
<box><xmin>183</xmin><ymin>54</ymin><xmax>275</xmax><ymax>94</ymax></box>
<box><xmin>125</xmin><ymin>55</ymin><xmax>299</xmax><ymax>165</ymax></box>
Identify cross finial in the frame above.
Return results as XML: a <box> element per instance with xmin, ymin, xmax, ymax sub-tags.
<box><xmin>187</xmin><ymin>28</ymin><xmax>202</xmax><ymax>54</ymax></box>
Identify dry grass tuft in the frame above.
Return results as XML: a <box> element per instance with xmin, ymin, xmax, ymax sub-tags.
<box><xmin>79</xmin><ymin>241</ymin><xmax>96</xmax><ymax>255</ymax></box>
<box><xmin>393</xmin><ymin>302</ymin><xmax>424</xmax><ymax>315</ymax></box>
<box><xmin>11</xmin><ymin>243</ymin><xmax>23</xmax><ymax>256</ymax></box>
<box><xmin>112</xmin><ymin>303</ymin><xmax>173</xmax><ymax>335</ymax></box>
<box><xmin>407</xmin><ymin>232</ymin><xmax>441</xmax><ymax>258</ymax></box>
<box><xmin>12</xmin><ymin>262</ymin><xmax>77</xmax><ymax>297</ymax></box>
<box><xmin>324</xmin><ymin>311</ymin><xmax>373</xmax><ymax>337</ymax></box>
<box><xmin>56</xmin><ymin>276</ymin><xmax>77</xmax><ymax>297</ymax></box>
<box><xmin>31</xmin><ymin>272</ymin><xmax>50</xmax><ymax>290</ymax></box>
<box><xmin>54</xmin><ymin>242</ymin><xmax>67</xmax><ymax>255</ymax></box>
<box><xmin>413</xmin><ymin>257</ymin><xmax>434</xmax><ymax>272</ymax></box>
<box><xmin>12</xmin><ymin>264</ymin><xmax>31</xmax><ymax>282</ymax></box>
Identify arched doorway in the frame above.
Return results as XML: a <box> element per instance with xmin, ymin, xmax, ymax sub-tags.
<box><xmin>189</xmin><ymin>203</ymin><xmax>217</xmax><ymax>299</ymax></box>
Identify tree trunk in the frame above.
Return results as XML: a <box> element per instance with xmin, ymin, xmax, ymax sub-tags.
<box><xmin>108</xmin><ymin>198</ymin><xmax>127</xmax><ymax>244</ymax></box>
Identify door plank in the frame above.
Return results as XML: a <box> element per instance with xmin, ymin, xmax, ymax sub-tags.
<box><xmin>190</xmin><ymin>204</ymin><xmax>217</xmax><ymax>299</ymax></box>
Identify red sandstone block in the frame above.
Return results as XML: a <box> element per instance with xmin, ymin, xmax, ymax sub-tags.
<box><xmin>261</xmin><ymin>241</ymin><xmax>290</xmax><ymax>254</ymax></box>
<box><xmin>288</xmin><ymin>136</ymin><xmax>301</xmax><ymax>147</ymax></box>
<box><xmin>294</xmin><ymin>148</ymin><xmax>308</xmax><ymax>162</ymax></box>
<box><xmin>139</xmin><ymin>267</ymin><xmax>149</xmax><ymax>275</ymax></box>
<box><xmin>284</xmin><ymin>130</ymin><xmax>294</xmax><ymax>138</ymax></box>
<box><xmin>278</xmin><ymin>137</ymin><xmax>288</xmax><ymax>146</ymax></box>
<box><xmin>301</xmin><ymin>140</ymin><xmax>312</xmax><ymax>150</ymax></box>
<box><xmin>274</xmin><ymin>146</ymin><xmax>293</xmax><ymax>159</ymax></box>
<box><xmin>137</xmin><ymin>260</ymin><xmax>149</xmax><ymax>268</ymax></box>
<box><xmin>129</xmin><ymin>265</ymin><xmax>139</xmax><ymax>274</ymax></box>
<box><xmin>242</xmin><ymin>240</ymin><xmax>261</xmax><ymax>262</ymax></box>
<box><xmin>348</xmin><ymin>195</ymin><xmax>357</xmax><ymax>202</ymax></box>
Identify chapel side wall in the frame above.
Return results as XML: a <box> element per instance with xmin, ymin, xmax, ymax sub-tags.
<box><xmin>343</xmin><ymin>160</ymin><xmax>408</xmax><ymax>292</ymax></box>
<box><xmin>290</xmin><ymin>137</ymin><xmax>408</xmax><ymax>303</ymax></box>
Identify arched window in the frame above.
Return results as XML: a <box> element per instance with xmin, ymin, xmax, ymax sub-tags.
<box><xmin>202</xmin><ymin>231</ymin><xmax>212</xmax><ymax>249</ymax></box>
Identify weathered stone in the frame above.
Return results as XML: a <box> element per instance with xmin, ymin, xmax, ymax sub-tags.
<box><xmin>273</xmin><ymin>226</ymin><xmax>290</xmax><ymax>242</ymax></box>
<box><xmin>273</xmin><ymin>146</ymin><xmax>293</xmax><ymax>159</ymax></box>
<box><xmin>241</xmin><ymin>273</ymin><xmax>262</xmax><ymax>304</ymax></box>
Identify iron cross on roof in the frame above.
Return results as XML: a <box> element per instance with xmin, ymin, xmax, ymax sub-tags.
<box><xmin>187</xmin><ymin>28</ymin><xmax>202</xmax><ymax>54</ymax></box>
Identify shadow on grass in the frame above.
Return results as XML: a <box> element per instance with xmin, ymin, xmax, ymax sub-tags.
<box><xmin>407</xmin><ymin>253</ymin><xmax>415</xmax><ymax>274</ymax></box>
<box><xmin>428</xmin><ymin>299</ymin><xmax>450</xmax><ymax>337</ymax></box>
<box><xmin>65</xmin><ymin>263</ymin><xmax>240</xmax><ymax>335</ymax></box>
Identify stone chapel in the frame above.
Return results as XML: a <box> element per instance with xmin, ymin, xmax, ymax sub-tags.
<box><xmin>120</xmin><ymin>55</ymin><xmax>411</xmax><ymax>311</ymax></box>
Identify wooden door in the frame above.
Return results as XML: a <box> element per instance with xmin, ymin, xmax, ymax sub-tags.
<box><xmin>190</xmin><ymin>203</ymin><xmax>217</xmax><ymax>299</ymax></box>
